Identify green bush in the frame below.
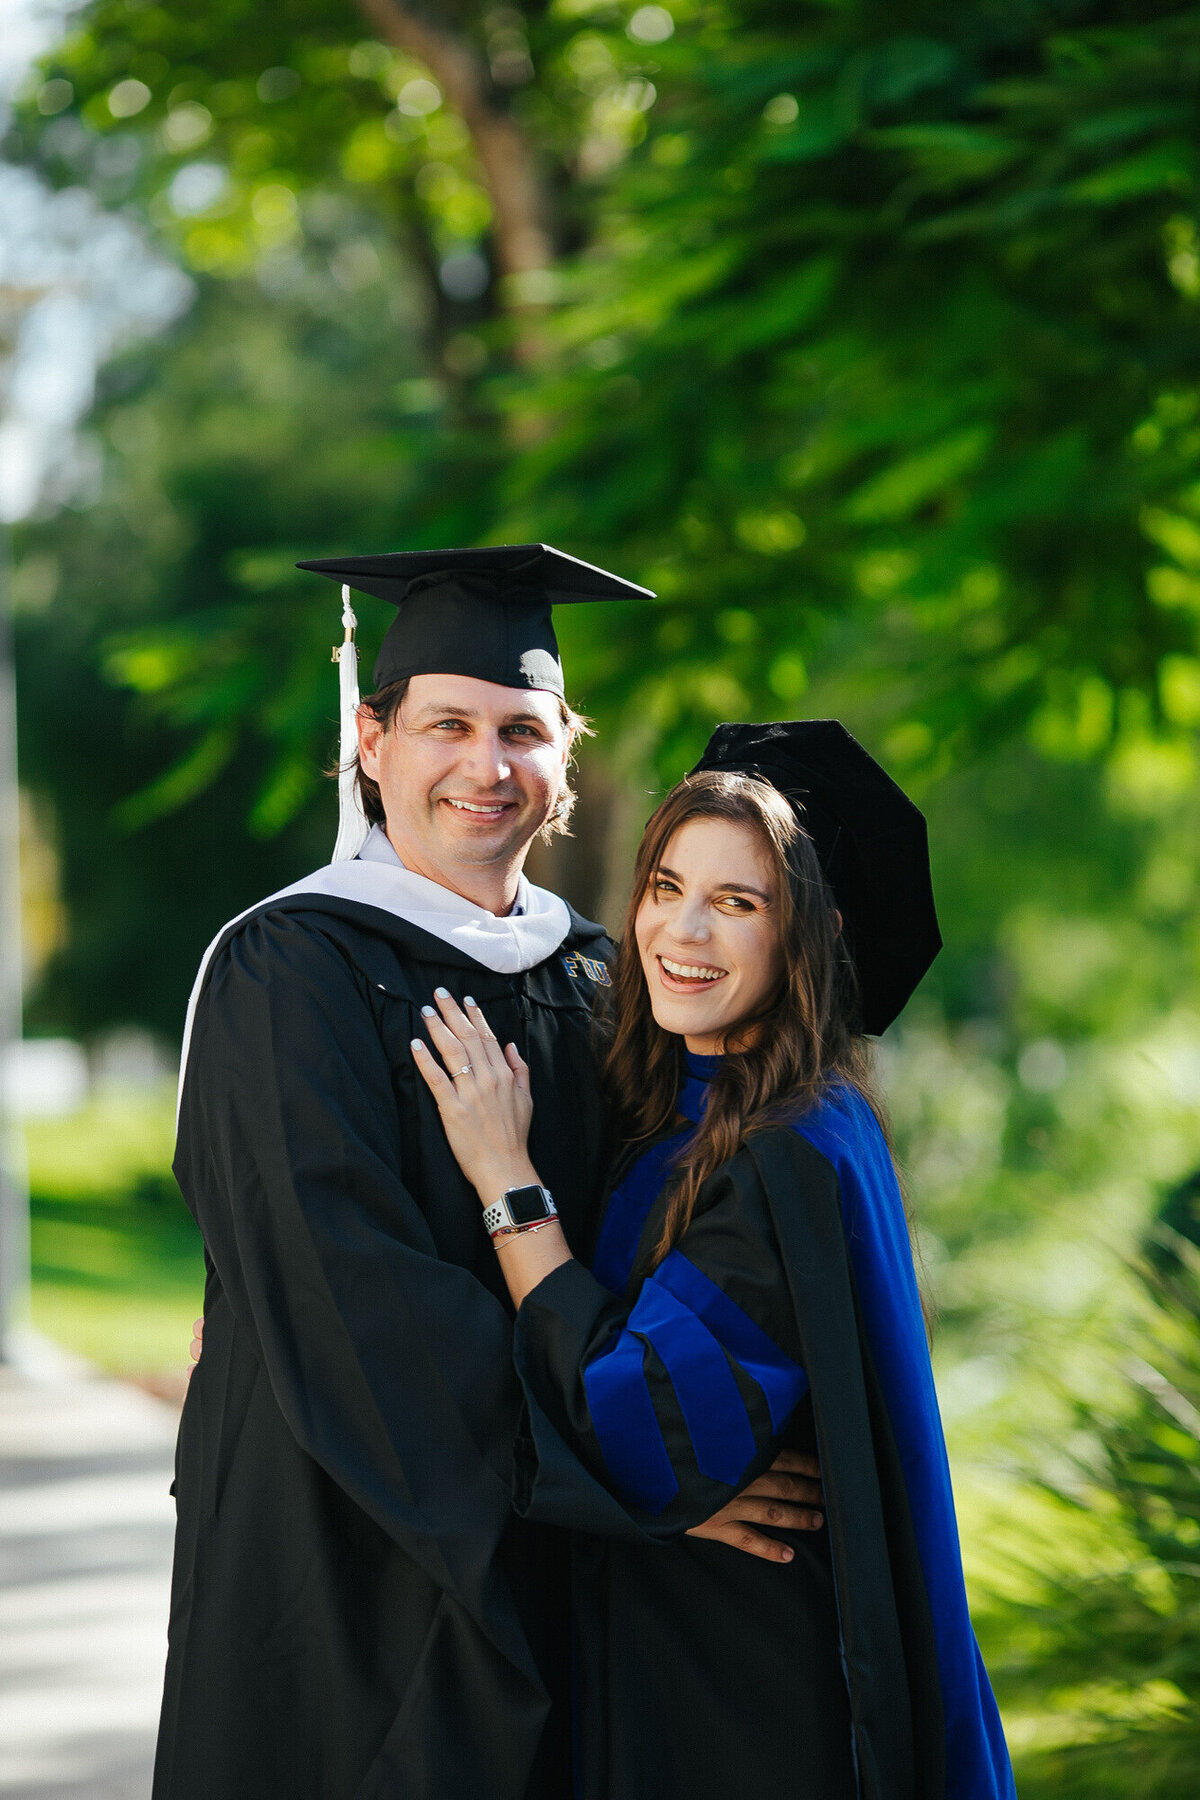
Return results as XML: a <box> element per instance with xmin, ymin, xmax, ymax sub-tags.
<box><xmin>992</xmin><ymin>1238</ymin><xmax>1200</xmax><ymax>1795</ymax></box>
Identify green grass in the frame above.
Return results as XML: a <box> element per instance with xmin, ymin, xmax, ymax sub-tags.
<box><xmin>24</xmin><ymin>1084</ymin><xmax>204</xmax><ymax>1378</ymax></box>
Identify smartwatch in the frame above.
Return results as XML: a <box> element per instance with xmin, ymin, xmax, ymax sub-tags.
<box><xmin>482</xmin><ymin>1184</ymin><xmax>558</xmax><ymax>1239</ymax></box>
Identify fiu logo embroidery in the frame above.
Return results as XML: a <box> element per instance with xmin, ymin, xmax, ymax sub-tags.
<box><xmin>562</xmin><ymin>953</ymin><xmax>612</xmax><ymax>987</ymax></box>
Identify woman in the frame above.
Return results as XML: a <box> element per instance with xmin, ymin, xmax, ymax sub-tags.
<box><xmin>412</xmin><ymin>720</ymin><xmax>1015</xmax><ymax>1800</ymax></box>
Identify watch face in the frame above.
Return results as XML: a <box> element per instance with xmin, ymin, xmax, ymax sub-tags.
<box><xmin>506</xmin><ymin>1185</ymin><xmax>551</xmax><ymax>1225</ymax></box>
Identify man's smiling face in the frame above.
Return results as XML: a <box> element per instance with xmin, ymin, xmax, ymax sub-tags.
<box><xmin>356</xmin><ymin>673</ymin><xmax>571</xmax><ymax>903</ymax></box>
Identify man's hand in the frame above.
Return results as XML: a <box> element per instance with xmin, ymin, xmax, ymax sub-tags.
<box><xmin>685</xmin><ymin>1450</ymin><xmax>823</xmax><ymax>1563</ymax></box>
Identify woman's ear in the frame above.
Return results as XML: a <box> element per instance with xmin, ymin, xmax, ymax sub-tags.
<box><xmin>833</xmin><ymin>908</ymin><xmax>844</xmax><ymax>936</ymax></box>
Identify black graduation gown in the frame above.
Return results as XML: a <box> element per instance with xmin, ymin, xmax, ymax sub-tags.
<box><xmin>154</xmin><ymin>894</ymin><xmax>613</xmax><ymax>1800</ymax></box>
<box><xmin>512</xmin><ymin>1107</ymin><xmax>1011</xmax><ymax>1800</ymax></box>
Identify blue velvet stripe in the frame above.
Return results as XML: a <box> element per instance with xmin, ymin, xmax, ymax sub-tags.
<box><xmin>583</xmin><ymin>1325</ymin><xmax>679</xmax><ymax>1513</ymax></box>
<box><xmin>590</xmin><ymin>1052</ymin><xmax>712</xmax><ymax>1296</ymax></box>
<box><xmin>626</xmin><ymin>1277</ymin><xmax>758</xmax><ymax>1485</ymax></box>
<box><xmin>654</xmin><ymin>1249</ymin><xmax>809</xmax><ymax>1431</ymax></box>
<box><xmin>797</xmin><ymin>1087</ymin><xmax>1017</xmax><ymax>1798</ymax></box>
<box><xmin>585</xmin><ymin>1050</ymin><xmax>807</xmax><ymax>1516</ymax></box>
<box><xmin>590</xmin><ymin>1131</ymin><xmax>688</xmax><ymax>1296</ymax></box>
<box><xmin>584</xmin><ymin>1266</ymin><xmax>776</xmax><ymax>1510</ymax></box>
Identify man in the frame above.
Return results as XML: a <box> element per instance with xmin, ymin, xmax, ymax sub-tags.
<box><xmin>157</xmin><ymin>546</ymin><xmax>820</xmax><ymax>1800</ymax></box>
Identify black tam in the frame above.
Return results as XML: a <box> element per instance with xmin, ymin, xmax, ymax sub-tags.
<box><xmin>690</xmin><ymin>719</ymin><xmax>941</xmax><ymax>1034</ymax></box>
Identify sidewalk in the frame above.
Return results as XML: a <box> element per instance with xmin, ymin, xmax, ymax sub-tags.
<box><xmin>0</xmin><ymin>1339</ymin><xmax>178</xmax><ymax>1800</ymax></box>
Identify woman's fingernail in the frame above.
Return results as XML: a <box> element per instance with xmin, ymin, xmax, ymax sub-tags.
<box><xmin>434</xmin><ymin>986</ymin><xmax>450</xmax><ymax>999</ymax></box>
<box><xmin>421</xmin><ymin>1005</ymin><xmax>435</xmax><ymax>1017</ymax></box>
<box><xmin>464</xmin><ymin>995</ymin><xmax>476</xmax><ymax>1008</ymax></box>
<box><xmin>410</xmin><ymin>1039</ymin><xmax>424</xmax><ymax>1052</ymax></box>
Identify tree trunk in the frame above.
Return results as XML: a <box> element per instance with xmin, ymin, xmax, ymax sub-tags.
<box><xmin>353</xmin><ymin>0</ymin><xmax>554</xmax><ymax>290</ymax></box>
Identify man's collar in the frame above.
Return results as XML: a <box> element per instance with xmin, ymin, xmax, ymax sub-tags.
<box><xmin>356</xmin><ymin>822</ymin><xmax>527</xmax><ymax>916</ymax></box>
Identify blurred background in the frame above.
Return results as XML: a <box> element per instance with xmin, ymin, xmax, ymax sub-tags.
<box><xmin>1</xmin><ymin>0</ymin><xmax>1200</xmax><ymax>1792</ymax></box>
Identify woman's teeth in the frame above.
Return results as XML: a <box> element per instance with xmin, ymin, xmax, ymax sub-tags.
<box><xmin>660</xmin><ymin>956</ymin><xmax>725</xmax><ymax>981</ymax></box>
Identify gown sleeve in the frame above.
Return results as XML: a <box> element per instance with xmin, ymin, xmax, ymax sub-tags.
<box><xmin>177</xmin><ymin>910</ymin><xmax>524</xmax><ymax>1607</ymax></box>
<box><xmin>511</xmin><ymin>1156</ymin><xmax>809</xmax><ymax>1539</ymax></box>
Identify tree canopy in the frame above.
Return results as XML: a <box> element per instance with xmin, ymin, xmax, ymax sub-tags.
<box><xmin>11</xmin><ymin>0</ymin><xmax>1200</xmax><ymax>1032</ymax></box>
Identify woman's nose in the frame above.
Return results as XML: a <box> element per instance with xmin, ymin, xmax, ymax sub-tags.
<box><xmin>674</xmin><ymin>903</ymin><xmax>711</xmax><ymax>942</ymax></box>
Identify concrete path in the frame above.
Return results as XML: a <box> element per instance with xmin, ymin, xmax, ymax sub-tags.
<box><xmin>0</xmin><ymin>1339</ymin><xmax>178</xmax><ymax>1799</ymax></box>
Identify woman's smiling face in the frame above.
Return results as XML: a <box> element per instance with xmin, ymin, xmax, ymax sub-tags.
<box><xmin>634</xmin><ymin>814</ymin><xmax>786</xmax><ymax>1055</ymax></box>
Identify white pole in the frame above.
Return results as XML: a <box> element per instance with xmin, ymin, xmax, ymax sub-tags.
<box><xmin>0</xmin><ymin>529</ymin><xmax>29</xmax><ymax>1360</ymax></box>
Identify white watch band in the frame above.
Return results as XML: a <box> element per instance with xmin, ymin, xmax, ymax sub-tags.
<box><xmin>482</xmin><ymin>1186</ymin><xmax>557</xmax><ymax>1238</ymax></box>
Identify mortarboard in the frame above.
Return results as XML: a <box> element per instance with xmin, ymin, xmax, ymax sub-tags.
<box><xmin>298</xmin><ymin>543</ymin><xmax>653</xmax><ymax>860</ymax></box>
<box><xmin>689</xmin><ymin>720</ymin><xmax>941</xmax><ymax>1034</ymax></box>
<box><xmin>298</xmin><ymin>543</ymin><xmax>652</xmax><ymax>696</ymax></box>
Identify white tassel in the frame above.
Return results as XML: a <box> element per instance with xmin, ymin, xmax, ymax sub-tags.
<box><xmin>332</xmin><ymin>584</ymin><xmax>370</xmax><ymax>863</ymax></box>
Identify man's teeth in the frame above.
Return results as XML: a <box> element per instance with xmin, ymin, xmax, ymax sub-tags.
<box><xmin>660</xmin><ymin>957</ymin><xmax>725</xmax><ymax>981</ymax></box>
<box><xmin>446</xmin><ymin>799</ymin><xmax>507</xmax><ymax>815</ymax></box>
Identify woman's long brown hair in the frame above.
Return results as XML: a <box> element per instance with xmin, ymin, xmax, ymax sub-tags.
<box><xmin>601</xmin><ymin>769</ymin><xmax>885</xmax><ymax>1269</ymax></box>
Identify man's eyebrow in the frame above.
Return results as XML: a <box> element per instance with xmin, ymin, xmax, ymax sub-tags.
<box><xmin>655</xmin><ymin>864</ymin><xmax>772</xmax><ymax>902</ymax></box>
<box><xmin>406</xmin><ymin>702</ymin><xmax>551</xmax><ymax>726</ymax></box>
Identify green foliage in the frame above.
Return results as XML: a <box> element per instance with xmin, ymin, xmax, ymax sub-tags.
<box><xmin>55</xmin><ymin>0</ymin><xmax>1200</xmax><ymax>847</ymax></box>
<box><xmin>18</xmin><ymin>0</ymin><xmax>1200</xmax><ymax>784</ymax></box>
<box><xmin>500</xmin><ymin>0</ymin><xmax>1200</xmax><ymax>777</ymax></box>
<box><xmin>11</xmin><ymin>0</ymin><xmax>658</xmax><ymax>294</ymax></box>
<box><xmin>979</xmin><ymin>1242</ymin><xmax>1200</xmax><ymax>1796</ymax></box>
<box><xmin>14</xmin><ymin>1</ymin><xmax>1200</xmax><ymax>1044</ymax></box>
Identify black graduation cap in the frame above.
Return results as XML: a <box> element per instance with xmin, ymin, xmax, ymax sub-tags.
<box><xmin>689</xmin><ymin>720</ymin><xmax>941</xmax><ymax>1034</ymax></box>
<box><xmin>297</xmin><ymin>543</ymin><xmax>653</xmax><ymax>697</ymax></box>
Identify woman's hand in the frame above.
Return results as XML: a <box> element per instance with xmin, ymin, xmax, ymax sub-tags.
<box><xmin>686</xmin><ymin>1450</ymin><xmax>824</xmax><ymax>1562</ymax></box>
<box><xmin>411</xmin><ymin>989</ymin><xmax>540</xmax><ymax>1204</ymax></box>
<box><xmin>187</xmin><ymin>1316</ymin><xmax>203</xmax><ymax>1382</ymax></box>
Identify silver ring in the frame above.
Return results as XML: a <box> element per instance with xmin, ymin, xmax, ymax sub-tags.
<box><xmin>454</xmin><ymin>1065</ymin><xmax>472</xmax><ymax>1079</ymax></box>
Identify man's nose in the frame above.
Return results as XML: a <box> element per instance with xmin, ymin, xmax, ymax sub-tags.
<box><xmin>460</xmin><ymin>732</ymin><xmax>511</xmax><ymax>785</ymax></box>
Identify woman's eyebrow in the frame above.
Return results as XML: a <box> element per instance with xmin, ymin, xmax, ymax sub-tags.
<box><xmin>655</xmin><ymin>864</ymin><xmax>772</xmax><ymax>903</ymax></box>
<box><xmin>720</xmin><ymin>882</ymin><xmax>772</xmax><ymax>902</ymax></box>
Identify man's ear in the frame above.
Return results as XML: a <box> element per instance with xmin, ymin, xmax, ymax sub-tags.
<box><xmin>356</xmin><ymin>703</ymin><xmax>383</xmax><ymax>777</ymax></box>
